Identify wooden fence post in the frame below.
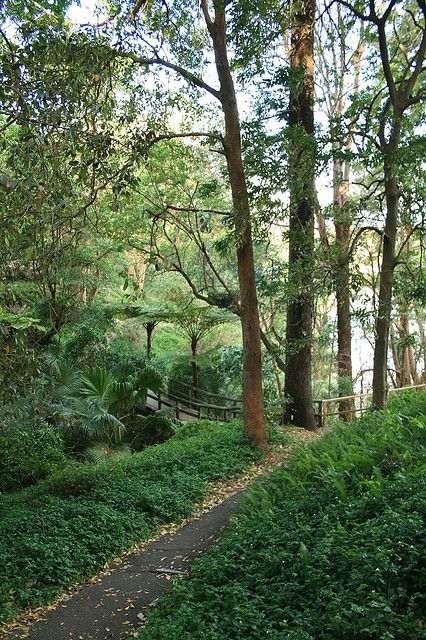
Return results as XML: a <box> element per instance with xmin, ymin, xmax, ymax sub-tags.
<box><xmin>322</xmin><ymin>400</ymin><xmax>328</xmax><ymax>428</ymax></box>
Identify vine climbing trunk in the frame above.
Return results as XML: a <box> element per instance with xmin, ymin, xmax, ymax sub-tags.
<box><xmin>283</xmin><ymin>0</ymin><xmax>316</xmax><ymax>430</ymax></box>
<box><xmin>202</xmin><ymin>0</ymin><xmax>267</xmax><ymax>451</ymax></box>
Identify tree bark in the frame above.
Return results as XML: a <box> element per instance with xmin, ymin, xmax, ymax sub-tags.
<box><xmin>390</xmin><ymin>324</ymin><xmax>401</xmax><ymax>386</ymax></box>
<box><xmin>145</xmin><ymin>321</ymin><xmax>156</xmax><ymax>356</ymax></box>
<box><xmin>203</xmin><ymin>1</ymin><xmax>267</xmax><ymax>450</ymax></box>
<box><xmin>191</xmin><ymin>336</ymin><xmax>200</xmax><ymax>398</ymax></box>
<box><xmin>283</xmin><ymin>0</ymin><xmax>316</xmax><ymax>430</ymax></box>
<box><xmin>372</xmin><ymin>156</ymin><xmax>399</xmax><ymax>408</ymax></box>
<box><xmin>334</xmin><ymin>171</ymin><xmax>354</xmax><ymax>419</ymax></box>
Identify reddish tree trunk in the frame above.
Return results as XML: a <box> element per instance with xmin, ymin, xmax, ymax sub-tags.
<box><xmin>202</xmin><ymin>2</ymin><xmax>267</xmax><ymax>450</ymax></box>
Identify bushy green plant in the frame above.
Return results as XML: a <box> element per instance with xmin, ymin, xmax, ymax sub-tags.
<box><xmin>0</xmin><ymin>416</ymin><xmax>67</xmax><ymax>492</ymax></box>
<box><xmin>0</xmin><ymin>420</ymin><xmax>265</xmax><ymax>623</ymax></box>
<box><xmin>129</xmin><ymin>412</ymin><xmax>177</xmax><ymax>450</ymax></box>
<box><xmin>52</xmin><ymin>360</ymin><xmax>165</xmax><ymax>451</ymax></box>
<box><xmin>60</xmin><ymin>306</ymin><xmax>114</xmax><ymax>366</ymax></box>
<box><xmin>137</xmin><ymin>393</ymin><xmax>426</xmax><ymax>640</ymax></box>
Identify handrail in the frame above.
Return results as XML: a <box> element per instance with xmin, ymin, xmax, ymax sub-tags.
<box><xmin>146</xmin><ymin>389</ymin><xmax>241</xmax><ymax>423</ymax></box>
<box><xmin>148</xmin><ymin>383</ymin><xmax>425</xmax><ymax>426</ymax></box>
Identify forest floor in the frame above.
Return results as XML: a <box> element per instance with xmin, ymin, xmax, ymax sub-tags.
<box><xmin>2</xmin><ymin>428</ymin><xmax>323</xmax><ymax>640</ymax></box>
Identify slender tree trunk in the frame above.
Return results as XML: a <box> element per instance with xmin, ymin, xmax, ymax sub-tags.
<box><xmin>390</xmin><ymin>324</ymin><xmax>401</xmax><ymax>386</ymax></box>
<box><xmin>332</xmin><ymin>37</ymin><xmax>363</xmax><ymax>420</ymax></box>
<box><xmin>334</xmin><ymin>197</ymin><xmax>354</xmax><ymax>418</ymax></box>
<box><xmin>145</xmin><ymin>321</ymin><xmax>156</xmax><ymax>356</ymax></box>
<box><xmin>416</xmin><ymin>311</ymin><xmax>426</xmax><ymax>382</ymax></box>
<box><xmin>398</xmin><ymin>314</ymin><xmax>412</xmax><ymax>387</ymax></box>
<box><xmin>203</xmin><ymin>1</ymin><xmax>266</xmax><ymax>450</ymax></box>
<box><xmin>283</xmin><ymin>0</ymin><xmax>316</xmax><ymax>430</ymax></box>
<box><xmin>372</xmin><ymin>157</ymin><xmax>399</xmax><ymax>408</ymax></box>
<box><xmin>333</xmin><ymin>112</ymin><xmax>353</xmax><ymax>416</ymax></box>
<box><xmin>408</xmin><ymin>343</ymin><xmax>419</xmax><ymax>385</ymax></box>
<box><xmin>191</xmin><ymin>336</ymin><xmax>200</xmax><ymax>398</ymax></box>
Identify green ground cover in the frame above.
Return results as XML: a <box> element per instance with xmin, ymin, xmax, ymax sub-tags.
<box><xmin>138</xmin><ymin>392</ymin><xmax>426</xmax><ymax>640</ymax></box>
<box><xmin>0</xmin><ymin>420</ymin><xmax>269</xmax><ymax>623</ymax></box>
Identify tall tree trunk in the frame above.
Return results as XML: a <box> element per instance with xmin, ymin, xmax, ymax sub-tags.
<box><xmin>191</xmin><ymin>336</ymin><xmax>200</xmax><ymax>398</ymax></box>
<box><xmin>202</xmin><ymin>1</ymin><xmax>267</xmax><ymax>450</ymax></box>
<box><xmin>372</xmin><ymin>155</ymin><xmax>399</xmax><ymax>408</ymax></box>
<box><xmin>334</xmin><ymin>167</ymin><xmax>354</xmax><ymax>419</ymax></box>
<box><xmin>332</xmin><ymin>35</ymin><xmax>363</xmax><ymax>420</ymax></box>
<box><xmin>283</xmin><ymin>0</ymin><xmax>316</xmax><ymax>430</ymax></box>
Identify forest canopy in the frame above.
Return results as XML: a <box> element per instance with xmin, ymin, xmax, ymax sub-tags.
<box><xmin>0</xmin><ymin>0</ymin><xmax>425</xmax><ymax>448</ymax></box>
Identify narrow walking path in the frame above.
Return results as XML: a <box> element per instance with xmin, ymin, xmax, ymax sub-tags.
<box><xmin>9</xmin><ymin>493</ymin><xmax>244</xmax><ymax>640</ymax></box>
<box><xmin>4</xmin><ymin>428</ymin><xmax>323</xmax><ymax>640</ymax></box>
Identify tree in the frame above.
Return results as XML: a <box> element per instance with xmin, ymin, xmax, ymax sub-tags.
<box><xmin>340</xmin><ymin>0</ymin><xmax>426</xmax><ymax>408</ymax></box>
<box><xmin>283</xmin><ymin>0</ymin><xmax>317</xmax><ymax>430</ymax></box>
<box><xmin>91</xmin><ymin>0</ymin><xmax>268</xmax><ymax>449</ymax></box>
<box><xmin>174</xmin><ymin>306</ymin><xmax>231</xmax><ymax>394</ymax></box>
<box><xmin>316</xmin><ymin>5</ymin><xmax>365</xmax><ymax>419</ymax></box>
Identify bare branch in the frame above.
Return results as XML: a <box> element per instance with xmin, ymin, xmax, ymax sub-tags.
<box><xmin>115</xmin><ymin>50</ymin><xmax>221</xmax><ymax>101</ymax></box>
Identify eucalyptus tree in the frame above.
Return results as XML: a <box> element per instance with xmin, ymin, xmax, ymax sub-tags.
<box><xmin>339</xmin><ymin>0</ymin><xmax>426</xmax><ymax>408</ymax></box>
<box><xmin>315</xmin><ymin>4</ymin><xmax>365</xmax><ymax>418</ymax></box>
<box><xmin>86</xmin><ymin>1</ymin><xmax>268</xmax><ymax>449</ymax></box>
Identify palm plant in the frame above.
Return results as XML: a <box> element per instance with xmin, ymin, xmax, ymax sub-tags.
<box><xmin>50</xmin><ymin>360</ymin><xmax>164</xmax><ymax>451</ymax></box>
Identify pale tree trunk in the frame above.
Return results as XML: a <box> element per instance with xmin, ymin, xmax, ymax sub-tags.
<box><xmin>396</xmin><ymin>313</ymin><xmax>420</xmax><ymax>386</ymax></box>
<box><xmin>398</xmin><ymin>314</ymin><xmax>412</xmax><ymax>387</ymax></box>
<box><xmin>128</xmin><ymin>251</ymin><xmax>146</xmax><ymax>294</ymax></box>
<box><xmin>283</xmin><ymin>0</ymin><xmax>316</xmax><ymax>430</ymax></box>
<box><xmin>332</xmin><ymin>37</ymin><xmax>363</xmax><ymax>420</ymax></box>
<box><xmin>390</xmin><ymin>324</ymin><xmax>402</xmax><ymax>386</ymax></box>
<box><xmin>202</xmin><ymin>0</ymin><xmax>267</xmax><ymax>450</ymax></box>
<box><xmin>334</xmin><ymin>157</ymin><xmax>354</xmax><ymax>419</ymax></box>
<box><xmin>416</xmin><ymin>311</ymin><xmax>426</xmax><ymax>382</ymax></box>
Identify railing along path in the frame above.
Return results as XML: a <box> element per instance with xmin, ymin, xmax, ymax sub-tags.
<box><xmin>146</xmin><ymin>381</ymin><xmax>426</xmax><ymax>426</ymax></box>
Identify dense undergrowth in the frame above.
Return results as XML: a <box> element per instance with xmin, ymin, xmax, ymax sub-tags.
<box><xmin>138</xmin><ymin>392</ymin><xmax>426</xmax><ymax>640</ymax></box>
<box><xmin>0</xmin><ymin>419</ymin><xmax>268</xmax><ymax>624</ymax></box>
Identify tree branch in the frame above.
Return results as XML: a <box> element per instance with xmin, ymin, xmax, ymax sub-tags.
<box><xmin>115</xmin><ymin>50</ymin><xmax>221</xmax><ymax>101</ymax></box>
<box><xmin>349</xmin><ymin>225</ymin><xmax>383</xmax><ymax>255</ymax></box>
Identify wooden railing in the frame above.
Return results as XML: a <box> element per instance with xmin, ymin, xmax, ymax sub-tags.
<box><xmin>317</xmin><ymin>383</ymin><xmax>426</xmax><ymax>427</ymax></box>
<box><xmin>149</xmin><ymin>381</ymin><xmax>426</xmax><ymax>427</ymax></box>
<box><xmin>146</xmin><ymin>389</ymin><xmax>241</xmax><ymax>422</ymax></box>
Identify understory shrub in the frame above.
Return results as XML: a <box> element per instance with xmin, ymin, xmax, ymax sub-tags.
<box><xmin>0</xmin><ymin>419</ymin><xmax>266</xmax><ymax>623</ymax></box>
<box><xmin>0</xmin><ymin>414</ymin><xmax>67</xmax><ymax>492</ymax></box>
<box><xmin>138</xmin><ymin>393</ymin><xmax>426</xmax><ymax>640</ymax></box>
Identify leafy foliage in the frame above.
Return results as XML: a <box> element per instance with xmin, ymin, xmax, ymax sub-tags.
<box><xmin>137</xmin><ymin>393</ymin><xmax>426</xmax><ymax>640</ymax></box>
<box><xmin>0</xmin><ymin>420</ymin><xmax>263</xmax><ymax>623</ymax></box>
<box><xmin>0</xmin><ymin>416</ymin><xmax>67</xmax><ymax>492</ymax></box>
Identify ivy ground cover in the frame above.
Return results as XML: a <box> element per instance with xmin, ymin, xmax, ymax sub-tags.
<box><xmin>0</xmin><ymin>420</ymin><xmax>265</xmax><ymax>623</ymax></box>
<box><xmin>138</xmin><ymin>393</ymin><xmax>426</xmax><ymax>640</ymax></box>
